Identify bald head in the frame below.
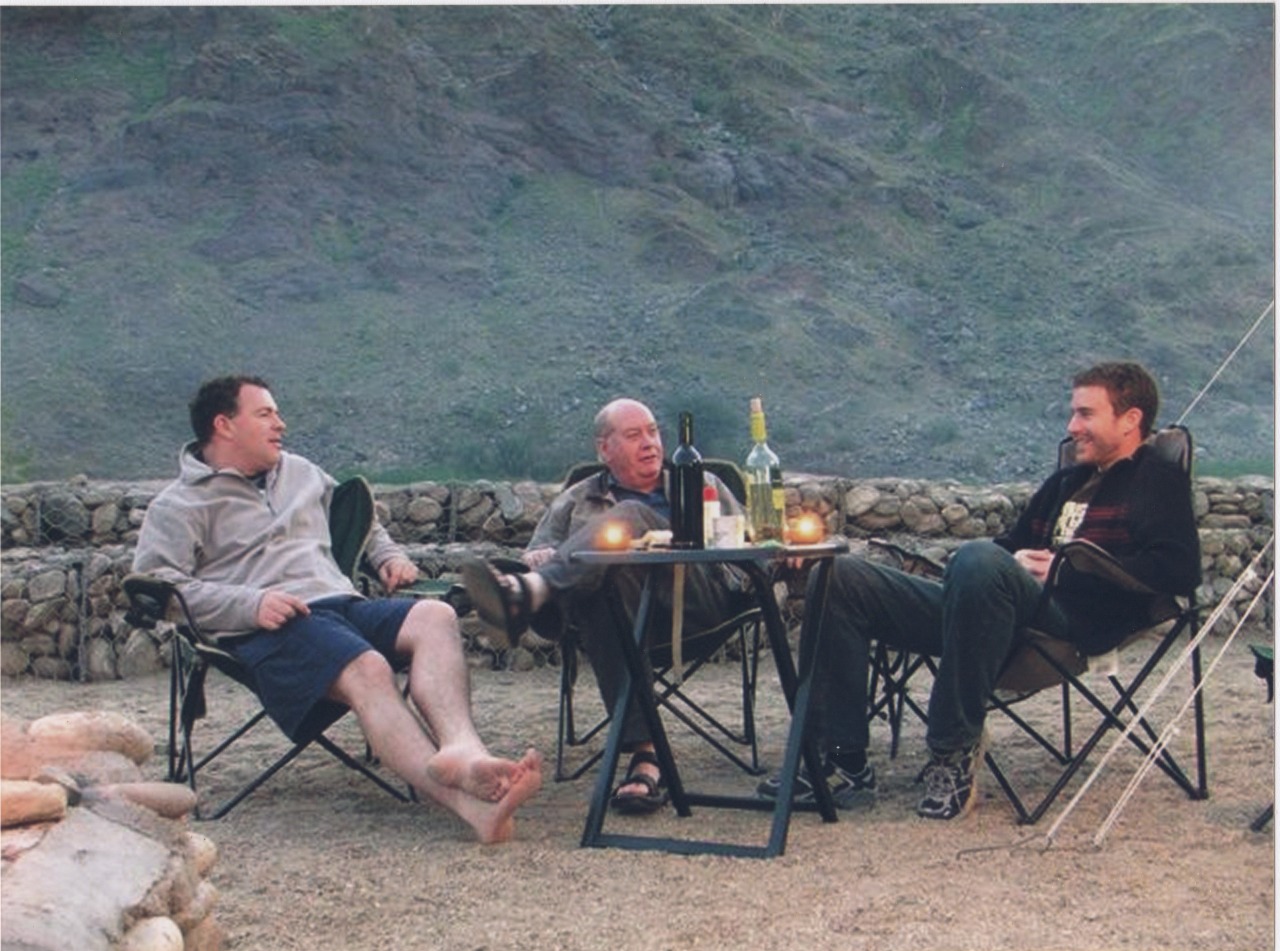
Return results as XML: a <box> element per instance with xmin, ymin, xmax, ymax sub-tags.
<box><xmin>595</xmin><ymin>399</ymin><xmax>653</xmax><ymax>440</ymax></box>
<box><xmin>594</xmin><ymin>398</ymin><xmax>664</xmax><ymax>493</ymax></box>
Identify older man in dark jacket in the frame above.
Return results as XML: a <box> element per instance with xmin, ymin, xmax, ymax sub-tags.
<box><xmin>463</xmin><ymin>397</ymin><xmax>750</xmax><ymax>814</ymax></box>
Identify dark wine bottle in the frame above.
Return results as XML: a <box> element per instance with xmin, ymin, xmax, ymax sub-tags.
<box><xmin>669</xmin><ymin>410</ymin><xmax>704</xmax><ymax>548</ymax></box>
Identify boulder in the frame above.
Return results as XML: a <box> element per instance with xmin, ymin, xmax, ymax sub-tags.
<box><xmin>0</xmin><ymin>779</ymin><xmax>68</xmax><ymax>827</ymax></box>
<box><xmin>118</xmin><ymin>916</ymin><xmax>184</xmax><ymax>951</ymax></box>
<box><xmin>26</xmin><ymin>710</ymin><xmax>153</xmax><ymax>765</ymax></box>
<box><xmin>1</xmin><ymin>807</ymin><xmax>171</xmax><ymax>951</ymax></box>
<box><xmin>91</xmin><ymin>782</ymin><xmax>198</xmax><ymax>820</ymax></box>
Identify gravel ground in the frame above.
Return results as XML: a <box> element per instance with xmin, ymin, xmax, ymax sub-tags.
<box><xmin>2</xmin><ymin>633</ymin><xmax>1274</xmax><ymax>950</ymax></box>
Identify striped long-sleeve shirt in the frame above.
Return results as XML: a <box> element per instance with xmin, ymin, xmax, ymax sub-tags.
<box><xmin>994</xmin><ymin>443</ymin><xmax>1201</xmax><ymax>653</ymax></box>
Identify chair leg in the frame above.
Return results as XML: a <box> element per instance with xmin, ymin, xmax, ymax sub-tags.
<box><xmin>167</xmin><ymin>652</ymin><xmax>185</xmax><ymax>783</ymax></box>
<box><xmin>992</xmin><ymin>623</ymin><xmax>1207</xmax><ymax>826</ymax></box>
<box><xmin>653</xmin><ymin>651</ymin><xmax>761</xmax><ymax>776</ymax></box>
<box><xmin>314</xmin><ymin>735</ymin><xmax>415</xmax><ymax>805</ymax></box>
<box><xmin>867</xmin><ymin>645</ymin><xmax>931</xmax><ymax>760</ymax></box>
<box><xmin>739</xmin><ymin>620</ymin><xmax>763</xmax><ymax>773</ymax></box>
<box><xmin>556</xmin><ymin>616</ymin><xmax>766</xmax><ymax>781</ymax></box>
<box><xmin>866</xmin><ymin>642</ymin><xmax>893</xmax><ymax>753</ymax></box>
<box><xmin>197</xmin><ymin>739</ymin><xmax>316</xmax><ymax>820</ymax></box>
<box><xmin>1170</xmin><ymin>639</ymin><xmax>1210</xmax><ymax>801</ymax></box>
<box><xmin>886</xmin><ymin>656</ymin><xmax>904</xmax><ymax>759</ymax></box>
<box><xmin>555</xmin><ymin>646</ymin><xmax>607</xmax><ymax>782</ymax></box>
<box><xmin>1060</xmin><ymin>681</ymin><xmax>1073</xmax><ymax>759</ymax></box>
<box><xmin>985</xmin><ymin>693</ymin><xmax>1072</xmax><ymax>765</ymax></box>
<box><xmin>169</xmin><ymin>653</ymin><xmax>210</xmax><ymax>790</ymax></box>
<box><xmin>1250</xmin><ymin>803</ymin><xmax>1273</xmax><ymax>832</ymax></box>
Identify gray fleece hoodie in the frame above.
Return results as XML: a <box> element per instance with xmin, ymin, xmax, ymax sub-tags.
<box><xmin>132</xmin><ymin>444</ymin><xmax>402</xmax><ymax>639</ymax></box>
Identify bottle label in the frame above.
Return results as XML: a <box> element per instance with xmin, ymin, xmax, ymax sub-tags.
<box><xmin>747</xmin><ymin>483</ymin><xmax>783</xmax><ymax>542</ymax></box>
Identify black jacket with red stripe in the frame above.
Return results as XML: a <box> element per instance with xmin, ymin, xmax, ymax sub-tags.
<box><xmin>994</xmin><ymin>443</ymin><xmax>1202</xmax><ymax>653</ymax></box>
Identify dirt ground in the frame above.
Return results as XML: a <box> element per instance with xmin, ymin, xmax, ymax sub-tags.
<box><xmin>2</xmin><ymin>633</ymin><xmax>1275</xmax><ymax>951</ymax></box>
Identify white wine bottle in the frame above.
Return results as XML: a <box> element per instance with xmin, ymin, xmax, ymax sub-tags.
<box><xmin>745</xmin><ymin>397</ymin><xmax>785</xmax><ymax>542</ymax></box>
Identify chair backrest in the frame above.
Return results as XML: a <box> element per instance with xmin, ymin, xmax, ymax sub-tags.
<box><xmin>560</xmin><ymin>458</ymin><xmax>749</xmax><ymax>505</ymax></box>
<box><xmin>561</xmin><ymin>461</ymin><xmax>605</xmax><ymax>491</ymax></box>
<box><xmin>704</xmin><ymin>459</ymin><xmax>749</xmax><ymax>506</ymax></box>
<box><xmin>329</xmin><ymin>477</ymin><xmax>375</xmax><ymax>580</ymax></box>
<box><xmin>1057</xmin><ymin>424</ymin><xmax>1193</xmax><ymax>476</ymax></box>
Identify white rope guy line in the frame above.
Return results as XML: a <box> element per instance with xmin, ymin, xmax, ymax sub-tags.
<box><xmin>1044</xmin><ymin>539</ymin><xmax>1272</xmax><ymax>847</ymax></box>
<box><xmin>1042</xmin><ymin>534</ymin><xmax>1276</xmax><ymax>848</ymax></box>
<box><xmin>1091</xmin><ymin>564</ymin><xmax>1274</xmax><ymax>846</ymax></box>
<box><xmin>1175</xmin><ymin>300</ymin><xmax>1274</xmax><ymax>426</ymax></box>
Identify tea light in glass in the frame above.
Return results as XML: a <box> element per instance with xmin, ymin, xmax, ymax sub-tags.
<box><xmin>597</xmin><ymin>519</ymin><xmax>631</xmax><ymax>550</ymax></box>
<box><xmin>789</xmin><ymin>513</ymin><xmax>824</xmax><ymax>544</ymax></box>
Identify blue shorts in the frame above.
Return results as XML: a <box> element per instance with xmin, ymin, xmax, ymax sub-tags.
<box><xmin>227</xmin><ymin>596</ymin><xmax>415</xmax><ymax>742</ymax></box>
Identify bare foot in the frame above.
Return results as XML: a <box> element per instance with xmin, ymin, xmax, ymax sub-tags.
<box><xmin>427</xmin><ymin>745</ymin><xmax>530</xmax><ymax>802</ymax></box>
<box><xmin>460</xmin><ymin>748</ymin><xmax>544</xmax><ymax>845</ymax></box>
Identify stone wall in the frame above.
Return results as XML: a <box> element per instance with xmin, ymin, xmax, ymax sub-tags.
<box><xmin>1</xmin><ymin>474</ymin><xmax>1272</xmax><ymax>681</ymax></box>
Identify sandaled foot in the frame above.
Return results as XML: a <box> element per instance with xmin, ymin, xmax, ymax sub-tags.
<box><xmin>610</xmin><ymin>749</ymin><xmax>669</xmax><ymax>815</ymax></box>
<box><xmin>460</xmin><ymin>558</ymin><xmax>532</xmax><ymax>651</ymax></box>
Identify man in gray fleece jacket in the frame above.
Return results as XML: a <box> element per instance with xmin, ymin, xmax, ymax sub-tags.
<box><xmin>134</xmin><ymin>375</ymin><xmax>541</xmax><ymax>843</ymax></box>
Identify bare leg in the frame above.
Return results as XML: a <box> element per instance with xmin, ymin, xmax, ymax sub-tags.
<box><xmin>395</xmin><ymin>600</ymin><xmax>533</xmax><ymax>801</ymax></box>
<box><xmin>327</xmin><ymin>600</ymin><xmax>542</xmax><ymax>843</ymax></box>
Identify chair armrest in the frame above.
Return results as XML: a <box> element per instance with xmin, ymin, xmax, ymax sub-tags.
<box><xmin>122</xmin><ymin>573</ymin><xmax>180</xmax><ymax>627</ymax></box>
<box><xmin>122</xmin><ymin>573</ymin><xmax>217</xmax><ymax>646</ymax></box>
<box><xmin>868</xmin><ymin>538</ymin><xmax>946</xmax><ymax>579</ymax></box>
<box><xmin>1046</xmin><ymin>540</ymin><xmax>1160</xmax><ymax>596</ymax></box>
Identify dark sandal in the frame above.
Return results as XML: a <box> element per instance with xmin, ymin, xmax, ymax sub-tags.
<box><xmin>459</xmin><ymin>558</ymin><xmax>532</xmax><ymax>651</ymax></box>
<box><xmin>610</xmin><ymin>750</ymin><xmax>669</xmax><ymax>814</ymax></box>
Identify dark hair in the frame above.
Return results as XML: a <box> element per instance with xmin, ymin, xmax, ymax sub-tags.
<box><xmin>1072</xmin><ymin>362</ymin><xmax>1159</xmax><ymax>438</ymax></box>
<box><xmin>189</xmin><ymin>375</ymin><xmax>271</xmax><ymax>446</ymax></box>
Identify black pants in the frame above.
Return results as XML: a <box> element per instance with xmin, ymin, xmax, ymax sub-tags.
<box><xmin>538</xmin><ymin>500</ymin><xmax>744</xmax><ymax>748</ymax></box>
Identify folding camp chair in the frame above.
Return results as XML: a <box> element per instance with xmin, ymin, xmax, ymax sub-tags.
<box><xmin>1249</xmin><ymin>643</ymin><xmax>1273</xmax><ymax>831</ymax></box>
<box><xmin>864</xmin><ymin>540</ymin><xmax>943</xmax><ymax>758</ymax></box>
<box><xmin>869</xmin><ymin>426</ymin><xmax>1207</xmax><ymax>825</ymax></box>
<box><xmin>553</xmin><ymin>459</ymin><xmax>766</xmax><ymax>781</ymax></box>
<box><xmin>123</xmin><ymin>477</ymin><xmax>413</xmax><ymax>819</ymax></box>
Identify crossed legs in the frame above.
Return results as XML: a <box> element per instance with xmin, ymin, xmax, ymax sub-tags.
<box><xmin>327</xmin><ymin>598</ymin><xmax>542</xmax><ymax>844</ymax></box>
<box><xmin>470</xmin><ymin>500</ymin><xmax>738</xmax><ymax>806</ymax></box>
<box><xmin>812</xmin><ymin>540</ymin><xmax>1063</xmax><ymax>756</ymax></box>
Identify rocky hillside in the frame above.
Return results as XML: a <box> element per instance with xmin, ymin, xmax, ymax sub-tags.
<box><xmin>1</xmin><ymin>6</ymin><xmax>1273</xmax><ymax>484</ymax></box>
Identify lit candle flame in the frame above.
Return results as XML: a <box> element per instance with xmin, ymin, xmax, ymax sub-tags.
<box><xmin>790</xmin><ymin>513</ymin><xmax>824</xmax><ymax>544</ymax></box>
<box><xmin>598</xmin><ymin>520</ymin><xmax>631</xmax><ymax>549</ymax></box>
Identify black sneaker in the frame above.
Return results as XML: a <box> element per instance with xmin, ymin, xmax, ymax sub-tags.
<box><xmin>916</xmin><ymin>741</ymin><xmax>982</xmax><ymax>820</ymax></box>
<box><xmin>755</xmin><ymin>761</ymin><xmax>876</xmax><ymax>810</ymax></box>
